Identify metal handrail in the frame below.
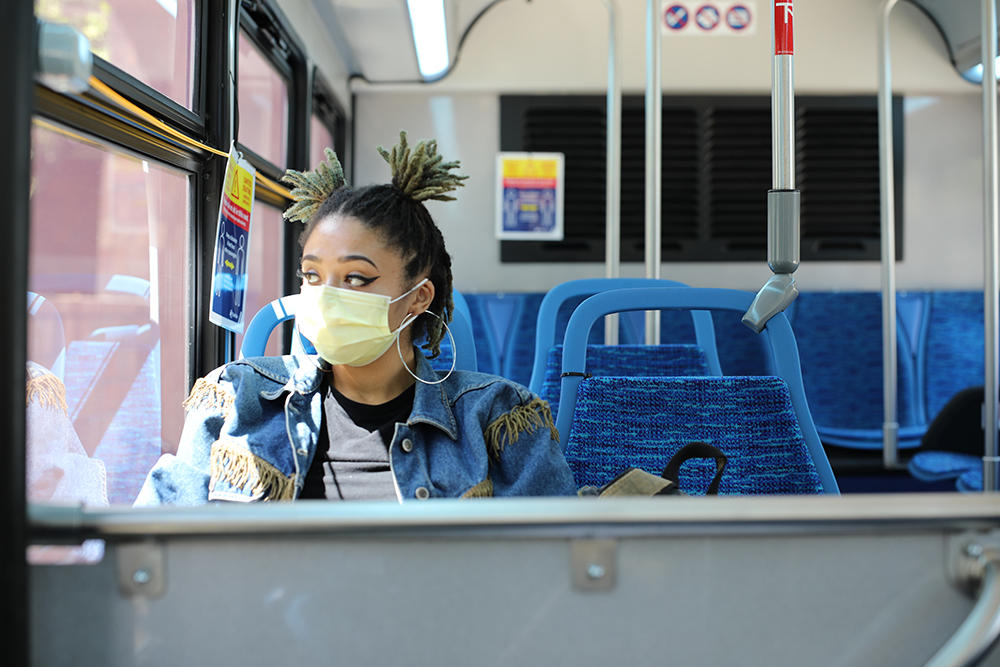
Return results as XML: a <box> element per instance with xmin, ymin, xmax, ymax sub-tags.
<box><xmin>981</xmin><ymin>0</ymin><xmax>1000</xmax><ymax>492</ymax></box>
<box><xmin>877</xmin><ymin>0</ymin><xmax>902</xmax><ymax>469</ymax></box>
<box><xmin>26</xmin><ymin>495</ymin><xmax>1000</xmax><ymax>542</ymax></box>
<box><xmin>603</xmin><ymin>0</ymin><xmax>622</xmax><ymax>345</ymax></box>
<box><xmin>926</xmin><ymin>547</ymin><xmax>1000</xmax><ymax>667</ymax></box>
<box><xmin>644</xmin><ymin>0</ymin><xmax>662</xmax><ymax>344</ymax></box>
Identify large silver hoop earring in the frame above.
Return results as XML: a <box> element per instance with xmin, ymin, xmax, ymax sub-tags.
<box><xmin>396</xmin><ymin>310</ymin><xmax>456</xmax><ymax>385</ymax></box>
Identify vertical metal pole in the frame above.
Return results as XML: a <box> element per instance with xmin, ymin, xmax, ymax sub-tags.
<box><xmin>604</xmin><ymin>0</ymin><xmax>621</xmax><ymax>345</ymax></box>
<box><xmin>878</xmin><ymin>0</ymin><xmax>901</xmax><ymax>469</ymax></box>
<box><xmin>741</xmin><ymin>1</ymin><xmax>800</xmax><ymax>333</ymax></box>
<box><xmin>644</xmin><ymin>0</ymin><xmax>662</xmax><ymax>345</ymax></box>
<box><xmin>983</xmin><ymin>0</ymin><xmax>1000</xmax><ymax>492</ymax></box>
<box><xmin>772</xmin><ymin>7</ymin><xmax>794</xmax><ymax>191</ymax></box>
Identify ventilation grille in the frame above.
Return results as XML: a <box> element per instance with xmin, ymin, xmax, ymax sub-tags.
<box><xmin>500</xmin><ymin>95</ymin><xmax>902</xmax><ymax>263</ymax></box>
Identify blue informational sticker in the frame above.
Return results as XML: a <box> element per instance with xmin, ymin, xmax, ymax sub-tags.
<box><xmin>495</xmin><ymin>152</ymin><xmax>564</xmax><ymax>241</ymax></box>
<box><xmin>209</xmin><ymin>146</ymin><xmax>256</xmax><ymax>334</ymax></box>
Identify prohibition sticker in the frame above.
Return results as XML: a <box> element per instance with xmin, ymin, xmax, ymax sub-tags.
<box><xmin>695</xmin><ymin>4</ymin><xmax>721</xmax><ymax>31</ymax></box>
<box><xmin>662</xmin><ymin>0</ymin><xmax>756</xmax><ymax>35</ymax></box>
<box><xmin>726</xmin><ymin>4</ymin><xmax>752</xmax><ymax>30</ymax></box>
<box><xmin>664</xmin><ymin>4</ymin><xmax>689</xmax><ymax>30</ymax></box>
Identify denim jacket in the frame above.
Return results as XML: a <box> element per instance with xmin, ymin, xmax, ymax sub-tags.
<box><xmin>135</xmin><ymin>352</ymin><xmax>578</xmax><ymax>505</ymax></box>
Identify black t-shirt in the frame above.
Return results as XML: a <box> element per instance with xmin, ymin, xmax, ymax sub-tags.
<box><xmin>299</xmin><ymin>381</ymin><xmax>415</xmax><ymax>499</ymax></box>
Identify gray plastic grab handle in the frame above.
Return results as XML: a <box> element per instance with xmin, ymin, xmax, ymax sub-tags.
<box><xmin>768</xmin><ymin>189</ymin><xmax>800</xmax><ymax>274</ymax></box>
<box><xmin>741</xmin><ymin>273</ymin><xmax>799</xmax><ymax>334</ymax></box>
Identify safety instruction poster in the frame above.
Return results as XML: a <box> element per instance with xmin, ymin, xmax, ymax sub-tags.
<box><xmin>209</xmin><ymin>145</ymin><xmax>255</xmax><ymax>333</ymax></box>
<box><xmin>495</xmin><ymin>152</ymin><xmax>564</xmax><ymax>241</ymax></box>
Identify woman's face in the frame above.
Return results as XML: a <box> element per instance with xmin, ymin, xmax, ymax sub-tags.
<box><xmin>299</xmin><ymin>214</ymin><xmax>433</xmax><ymax>329</ymax></box>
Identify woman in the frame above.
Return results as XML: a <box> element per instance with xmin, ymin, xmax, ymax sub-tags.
<box><xmin>136</xmin><ymin>132</ymin><xmax>577</xmax><ymax>504</ymax></box>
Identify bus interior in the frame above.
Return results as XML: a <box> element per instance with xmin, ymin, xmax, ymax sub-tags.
<box><xmin>8</xmin><ymin>0</ymin><xmax>1000</xmax><ymax>664</ymax></box>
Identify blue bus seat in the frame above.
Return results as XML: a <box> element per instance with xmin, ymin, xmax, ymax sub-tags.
<box><xmin>528</xmin><ymin>278</ymin><xmax>722</xmax><ymax>394</ymax></box>
<box><xmin>556</xmin><ymin>287</ymin><xmax>838</xmax><ymax>494</ymax></box>
<box><xmin>500</xmin><ymin>293</ymin><xmax>544</xmax><ymax>386</ymax></box>
<box><xmin>909</xmin><ymin>451</ymin><xmax>980</xmax><ymax>483</ymax></box>
<box><xmin>709</xmin><ymin>309</ymin><xmax>773</xmax><ymax>377</ymax></box>
<box><xmin>539</xmin><ymin>343</ymin><xmax>710</xmax><ymax>418</ymax></box>
<box><xmin>565</xmin><ymin>376</ymin><xmax>826</xmax><ymax>495</ymax></box>
<box><xmin>904</xmin><ymin>293</ymin><xmax>985</xmax><ymax>484</ymax></box>
<box><xmin>461</xmin><ymin>294</ymin><xmax>504</xmax><ymax>375</ymax></box>
<box><xmin>922</xmin><ymin>292</ymin><xmax>984</xmax><ymax>422</ymax></box>
<box><xmin>907</xmin><ymin>385</ymin><xmax>984</xmax><ymax>484</ymax></box>
<box><xmin>240</xmin><ymin>294</ymin><xmax>317</xmax><ymax>358</ymax></box>
<box><xmin>788</xmin><ymin>291</ymin><xmax>926</xmax><ymax>450</ymax></box>
<box><xmin>240</xmin><ymin>291</ymin><xmax>479</xmax><ymax>372</ymax></box>
<box><xmin>956</xmin><ymin>466</ymin><xmax>983</xmax><ymax>493</ymax></box>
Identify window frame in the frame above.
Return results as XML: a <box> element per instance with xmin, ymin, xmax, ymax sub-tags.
<box><xmin>236</xmin><ymin>0</ymin><xmax>308</xmax><ymax>182</ymax></box>
<box><xmin>4</xmin><ymin>2</ymin><xmax>35</xmax><ymax>662</ymax></box>
<box><xmin>39</xmin><ymin>0</ymin><xmax>209</xmax><ymax>135</ymax></box>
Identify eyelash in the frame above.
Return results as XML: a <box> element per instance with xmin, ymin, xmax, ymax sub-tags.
<box><xmin>296</xmin><ymin>269</ymin><xmax>376</xmax><ymax>288</ymax></box>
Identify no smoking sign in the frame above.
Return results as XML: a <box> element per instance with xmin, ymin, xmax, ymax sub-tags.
<box><xmin>661</xmin><ymin>0</ymin><xmax>756</xmax><ymax>35</ymax></box>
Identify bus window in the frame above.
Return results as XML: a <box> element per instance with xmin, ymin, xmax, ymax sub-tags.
<box><xmin>34</xmin><ymin>0</ymin><xmax>196</xmax><ymax>109</ymax></box>
<box><xmin>237</xmin><ymin>29</ymin><xmax>290</xmax><ymax>168</ymax></box>
<box><xmin>234</xmin><ymin>202</ymin><xmax>286</xmax><ymax>357</ymax></box>
<box><xmin>309</xmin><ymin>113</ymin><xmax>336</xmax><ymax>172</ymax></box>
<box><xmin>28</xmin><ymin>121</ymin><xmax>190</xmax><ymax>508</ymax></box>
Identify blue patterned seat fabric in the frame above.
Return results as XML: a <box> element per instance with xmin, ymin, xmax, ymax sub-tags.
<box><xmin>904</xmin><ymin>293</ymin><xmax>986</xmax><ymax>484</ymax></box>
<box><xmin>541</xmin><ymin>344</ymin><xmax>710</xmax><ymax>418</ymax></box>
<box><xmin>908</xmin><ymin>451</ymin><xmax>980</xmax><ymax>482</ymax></box>
<box><xmin>789</xmin><ymin>292</ymin><xmax>924</xmax><ymax>448</ymax></box>
<box><xmin>710</xmin><ymin>309</ymin><xmax>772</xmax><ymax>376</ymax></box>
<box><xmin>424</xmin><ymin>334</ymin><xmax>455</xmax><ymax>373</ymax></box>
<box><xmin>500</xmin><ymin>293</ymin><xmax>545</xmax><ymax>386</ymax></box>
<box><xmin>924</xmin><ymin>292</ymin><xmax>984</xmax><ymax>421</ymax></box>
<box><xmin>956</xmin><ymin>466</ymin><xmax>983</xmax><ymax>493</ymax></box>
<box><xmin>563</xmin><ymin>376</ymin><xmax>824</xmax><ymax>495</ymax></box>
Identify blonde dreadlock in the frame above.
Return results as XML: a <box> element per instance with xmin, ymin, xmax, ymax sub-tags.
<box><xmin>280</xmin><ymin>147</ymin><xmax>346</xmax><ymax>223</ymax></box>
<box><xmin>377</xmin><ymin>131</ymin><xmax>468</xmax><ymax>202</ymax></box>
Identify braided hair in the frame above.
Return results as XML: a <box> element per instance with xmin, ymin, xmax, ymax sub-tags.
<box><xmin>281</xmin><ymin>132</ymin><xmax>467</xmax><ymax>358</ymax></box>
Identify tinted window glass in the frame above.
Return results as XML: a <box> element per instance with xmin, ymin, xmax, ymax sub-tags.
<box><xmin>237</xmin><ymin>31</ymin><xmax>290</xmax><ymax>168</ymax></box>
<box><xmin>28</xmin><ymin>122</ymin><xmax>190</xmax><ymax>509</ymax></box>
<box><xmin>35</xmin><ymin>0</ymin><xmax>196</xmax><ymax>108</ymax></box>
<box><xmin>234</xmin><ymin>202</ymin><xmax>285</xmax><ymax>357</ymax></box>
<box><xmin>310</xmin><ymin>113</ymin><xmax>336</xmax><ymax>170</ymax></box>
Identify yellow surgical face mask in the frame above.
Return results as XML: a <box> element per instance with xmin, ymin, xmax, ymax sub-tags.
<box><xmin>296</xmin><ymin>279</ymin><xmax>427</xmax><ymax>366</ymax></box>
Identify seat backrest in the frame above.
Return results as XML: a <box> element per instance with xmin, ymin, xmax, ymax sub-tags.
<box><xmin>539</xmin><ymin>343</ymin><xmax>710</xmax><ymax>417</ymax></box>
<box><xmin>501</xmin><ymin>293</ymin><xmax>545</xmax><ymax>386</ymax></box>
<box><xmin>528</xmin><ymin>278</ymin><xmax>722</xmax><ymax>393</ymax></box>
<box><xmin>564</xmin><ymin>375</ymin><xmax>825</xmax><ymax>495</ymax></box>
<box><xmin>556</xmin><ymin>287</ymin><xmax>838</xmax><ymax>494</ymax></box>
<box><xmin>240</xmin><ymin>295</ymin><xmax>311</xmax><ymax>359</ymax></box>
<box><xmin>789</xmin><ymin>291</ymin><xmax>924</xmax><ymax>431</ymax></box>
<box><xmin>461</xmin><ymin>294</ymin><xmax>505</xmax><ymax>375</ymax></box>
<box><xmin>239</xmin><ymin>292</ymin><xmax>479</xmax><ymax>372</ymax></box>
<box><xmin>922</xmin><ymin>291</ymin><xmax>984</xmax><ymax>422</ymax></box>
